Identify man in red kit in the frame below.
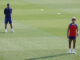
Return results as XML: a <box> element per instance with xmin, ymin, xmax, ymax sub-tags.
<box><xmin>67</xmin><ymin>17</ymin><xmax>79</xmax><ymax>54</ymax></box>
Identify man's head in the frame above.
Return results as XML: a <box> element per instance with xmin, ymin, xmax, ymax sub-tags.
<box><xmin>72</xmin><ymin>17</ymin><xmax>76</xmax><ymax>24</ymax></box>
<box><xmin>7</xmin><ymin>3</ymin><xmax>10</xmax><ymax>8</ymax></box>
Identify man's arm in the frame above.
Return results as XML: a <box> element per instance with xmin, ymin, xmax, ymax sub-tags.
<box><xmin>4</xmin><ymin>8</ymin><xmax>6</xmax><ymax>14</ymax></box>
<box><xmin>77</xmin><ymin>26</ymin><xmax>79</xmax><ymax>36</ymax></box>
<box><xmin>67</xmin><ymin>25</ymin><xmax>70</xmax><ymax>38</ymax></box>
<box><xmin>11</xmin><ymin>8</ymin><xmax>12</xmax><ymax>14</ymax></box>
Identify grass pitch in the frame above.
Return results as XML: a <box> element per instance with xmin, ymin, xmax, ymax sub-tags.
<box><xmin>0</xmin><ymin>0</ymin><xmax>80</xmax><ymax>60</ymax></box>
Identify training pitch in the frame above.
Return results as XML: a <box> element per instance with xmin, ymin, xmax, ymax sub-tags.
<box><xmin>0</xmin><ymin>0</ymin><xmax>80</xmax><ymax>60</ymax></box>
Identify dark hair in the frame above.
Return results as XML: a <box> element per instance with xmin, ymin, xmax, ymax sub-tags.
<box><xmin>72</xmin><ymin>17</ymin><xmax>76</xmax><ymax>21</ymax></box>
<box><xmin>7</xmin><ymin>3</ymin><xmax>10</xmax><ymax>6</ymax></box>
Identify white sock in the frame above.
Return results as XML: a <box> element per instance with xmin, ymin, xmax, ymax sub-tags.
<box><xmin>69</xmin><ymin>48</ymin><xmax>71</xmax><ymax>51</ymax></box>
<box><xmin>73</xmin><ymin>48</ymin><xmax>75</xmax><ymax>52</ymax></box>
<box><xmin>11</xmin><ymin>28</ymin><xmax>14</xmax><ymax>32</ymax></box>
<box><xmin>5</xmin><ymin>29</ymin><xmax>7</xmax><ymax>32</ymax></box>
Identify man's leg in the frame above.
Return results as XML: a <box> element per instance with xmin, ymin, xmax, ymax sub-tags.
<box><xmin>5</xmin><ymin>24</ymin><xmax>7</xmax><ymax>32</ymax></box>
<box><xmin>10</xmin><ymin>24</ymin><xmax>14</xmax><ymax>32</ymax></box>
<box><xmin>72</xmin><ymin>39</ymin><xmax>76</xmax><ymax>54</ymax></box>
<box><xmin>5</xmin><ymin>24</ymin><xmax>7</xmax><ymax>29</ymax></box>
<box><xmin>10</xmin><ymin>23</ymin><xmax>13</xmax><ymax>29</ymax></box>
<box><xmin>68</xmin><ymin>39</ymin><xmax>72</xmax><ymax>53</ymax></box>
<box><xmin>69</xmin><ymin>39</ymin><xmax>72</xmax><ymax>48</ymax></box>
<box><xmin>9</xmin><ymin>19</ymin><xmax>14</xmax><ymax>32</ymax></box>
<box><xmin>5</xmin><ymin>18</ymin><xmax>8</xmax><ymax>32</ymax></box>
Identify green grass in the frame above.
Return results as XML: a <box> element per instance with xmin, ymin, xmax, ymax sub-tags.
<box><xmin>0</xmin><ymin>0</ymin><xmax>80</xmax><ymax>60</ymax></box>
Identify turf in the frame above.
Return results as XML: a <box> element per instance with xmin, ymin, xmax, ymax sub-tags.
<box><xmin>0</xmin><ymin>0</ymin><xmax>80</xmax><ymax>60</ymax></box>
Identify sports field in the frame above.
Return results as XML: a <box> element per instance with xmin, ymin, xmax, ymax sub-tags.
<box><xmin>0</xmin><ymin>0</ymin><xmax>80</xmax><ymax>60</ymax></box>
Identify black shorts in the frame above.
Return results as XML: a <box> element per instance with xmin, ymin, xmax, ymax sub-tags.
<box><xmin>69</xmin><ymin>36</ymin><xmax>76</xmax><ymax>40</ymax></box>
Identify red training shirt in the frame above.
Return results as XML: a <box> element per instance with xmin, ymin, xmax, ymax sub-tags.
<box><xmin>69</xmin><ymin>23</ymin><xmax>78</xmax><ymax>37</ymax></box>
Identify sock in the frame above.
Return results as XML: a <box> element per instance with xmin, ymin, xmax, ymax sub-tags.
<box><xmin>69</xmin><ymin>48</ymin><xmax>71</xmax><ymax>50</ymax></box>
<box><xmin>11</xmin><ymin>28</ymin><xmax>13</xmax><ymax>30</ymax></box>
<box><xmin>69</xmin><ymin>48</ymin><xmax>71</xmax><ymax>52</ymax></box>
<box><xmin>73</xmin><ymin>48</ymin><xmax>75</xmax><ymax>52</ymax></box>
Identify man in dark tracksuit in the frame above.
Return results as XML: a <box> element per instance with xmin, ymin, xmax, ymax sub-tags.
<box><xmin>4</xmin><ymin>3</ymin><xmax>14</xmax><ymax>32</ymax></box>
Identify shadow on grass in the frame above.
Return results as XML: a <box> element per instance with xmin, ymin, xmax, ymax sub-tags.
<box><xmin>25</xmin><ymin>53</ymin><xmax>69</xmax><ymax>60</ymax></box>
<box><xmin>0</xmin><ymin>32</ymin><xmax>14</xmax><ymax>34</ymax></box>
<box><xmin>0</xmin><ymin>32</ymin><xmax>5</xmax><ymax>34</ymax></box>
